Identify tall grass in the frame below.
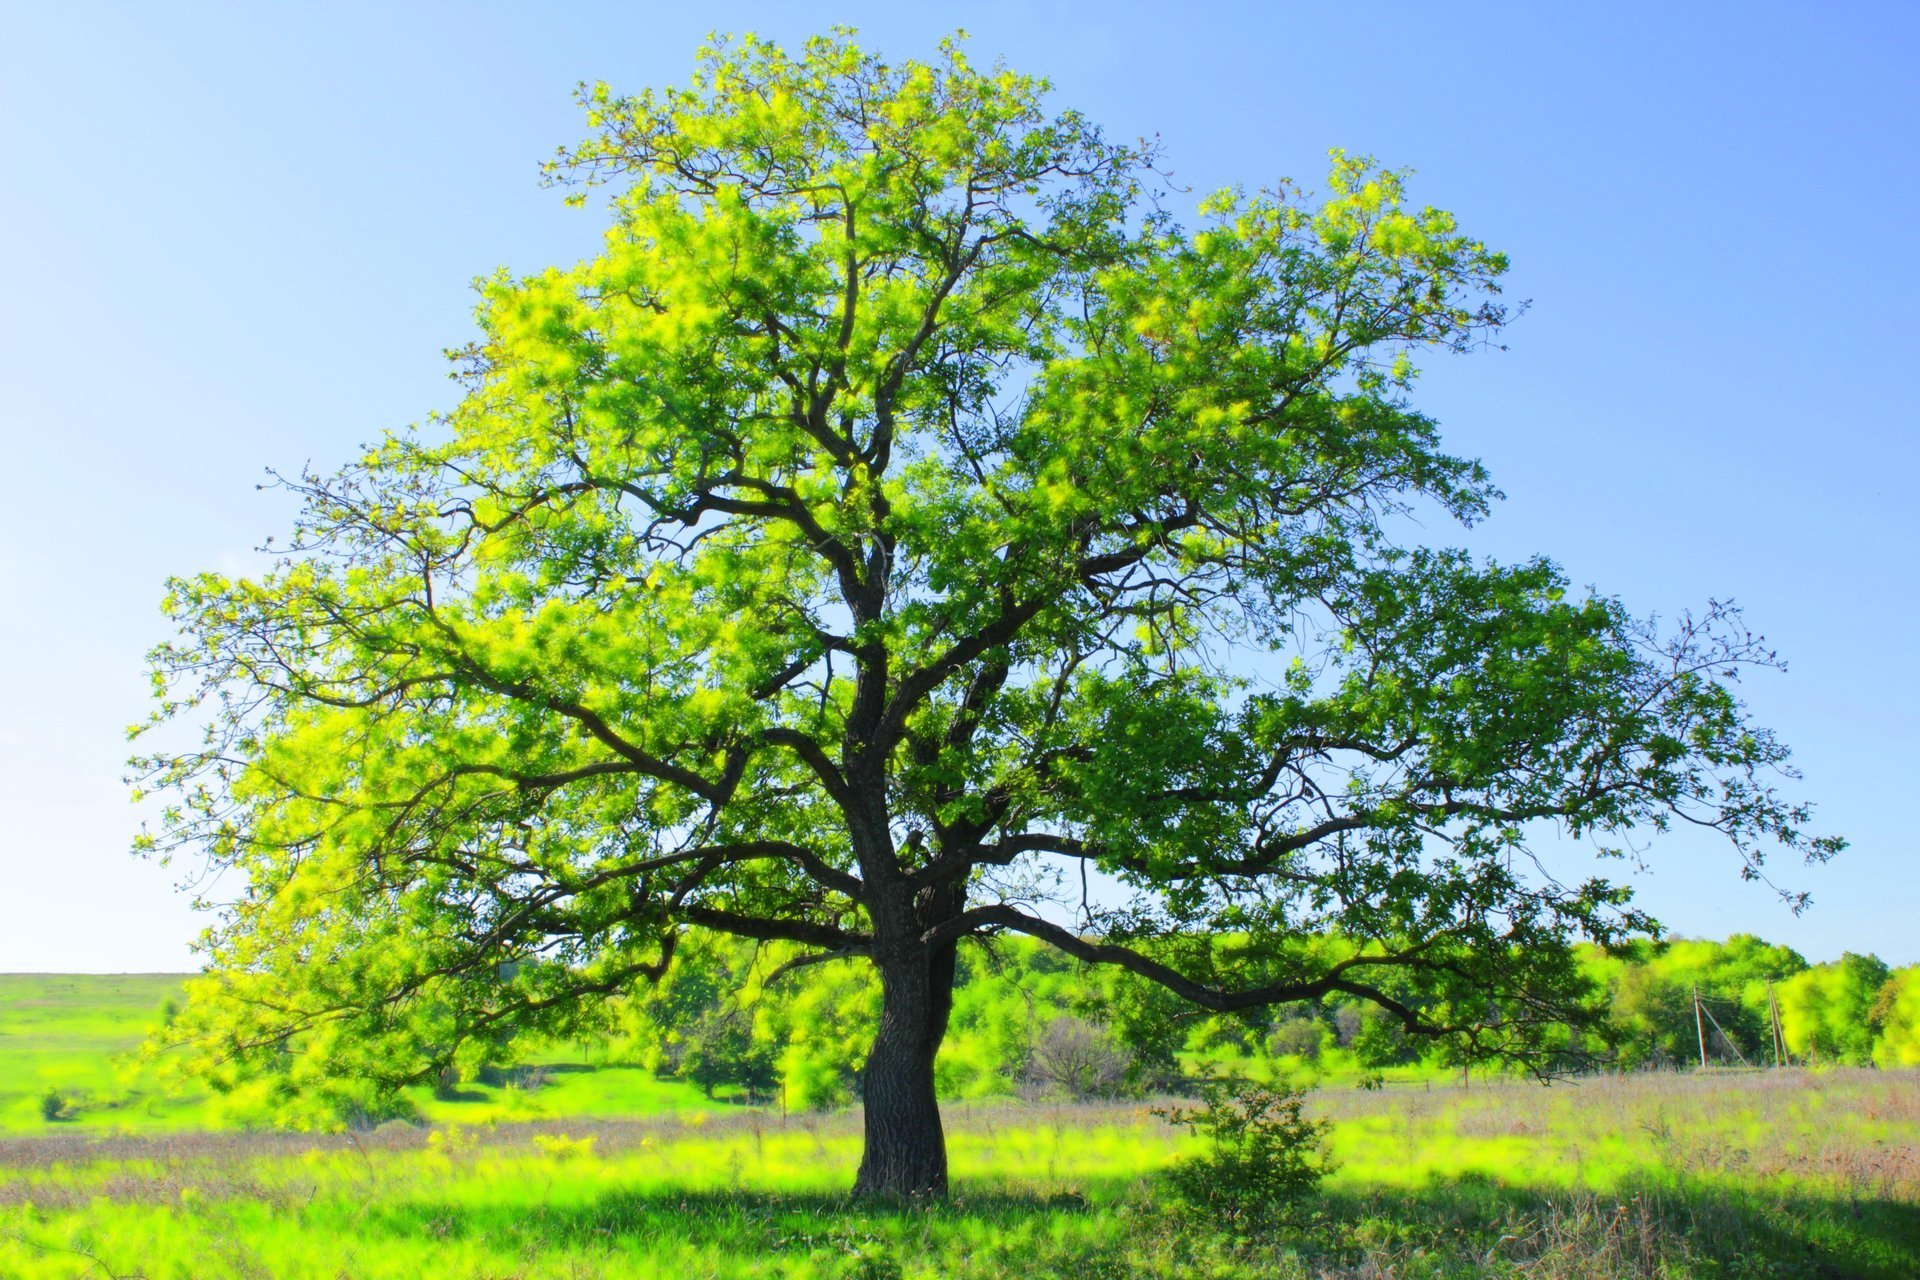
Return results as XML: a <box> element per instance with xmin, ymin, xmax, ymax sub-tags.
<box><xmin>1</xmin><ymin>1070</ymin><xmax>1913</xmax><ymax>1278</ymax></box>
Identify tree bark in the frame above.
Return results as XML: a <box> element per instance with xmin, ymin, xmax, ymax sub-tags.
<box><xmin>853</xmin><ymin>949</ymin><xmax>950</xmax><ymax>1198</ymax></box>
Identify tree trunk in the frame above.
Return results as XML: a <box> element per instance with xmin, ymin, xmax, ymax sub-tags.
<box><xmin>854</xmin><ymin>949</ymin><xmax>950</xmax><ymax>1198</ymax></box>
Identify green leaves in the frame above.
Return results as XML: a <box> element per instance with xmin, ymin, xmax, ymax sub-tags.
<box><xmin>133</xmin><ymin>30</ymin><xmax>1835</xmax><ymax>1124</ymax></box>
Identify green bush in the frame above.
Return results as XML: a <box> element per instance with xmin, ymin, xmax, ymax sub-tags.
<box><xmin>1266</xmin><ymin>1011</ymin><xmax>1324</xmax><ymax>1062</ymax></box>
<box><xmin>38</xmin><ymin>1088</ymin><xmax>68</xmax><ymax>1122</ymax></box>
<box><xmin>1154</xmin><ymin>1074</ymin><xmax>1332</xmax><ymax>1224</ymax></box>
<box><xmin>677</xmin><ymin>1008</ymin><xmax>779</xmax><ymax>1101</ymax></box>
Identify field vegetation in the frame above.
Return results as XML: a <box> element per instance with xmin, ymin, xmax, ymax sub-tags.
<box><xmin>0</xmin><ymin>975</ymin><xmax>707</xmax><ymax>1137</ymax></box>
<box><xmin>1</xmin><ymin>1069</ymin><xmax>1914</xmax><ymax>1277</ymax></box>
<box><xmin>2</xmin><ymin>941</ymin><xmax>1917</xmax><ymax>1277</ymax></box>
<box><xmin>10</xmin><ymin>934</ymin><xmax>1917</xmax><ymax>1137</ymax></box>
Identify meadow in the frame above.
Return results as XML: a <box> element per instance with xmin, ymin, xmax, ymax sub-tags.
<box><xmin>0</xmin><ymin>975</ymin><xmax>712</xmax><ymax>1136</ymax></box>
<box><xmin>2</xmin><ymin>976</ymin><xmax>1917</xmax><ymax>1279</ymax></box>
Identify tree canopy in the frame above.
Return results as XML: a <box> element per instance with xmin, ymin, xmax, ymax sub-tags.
<box><xmin>136</xmin><ymin>31</ymin><xmax>1839</xmax><ymax>1197</ymax></box>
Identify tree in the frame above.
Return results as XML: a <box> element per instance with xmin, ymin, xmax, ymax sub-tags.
<box><xmin>1779</xmin><ymin>952</ymin><xmax>1891</xmax><ymax>1065</ymax></box>
<box><xmin>676</xmin><ymin>1005</ymin><xmax>780</xmax><ymax>1101</ymax></box>
<box><xmin>1870</xmin><ymin>967</ymin><xmax>1920</xmax><ymax>1068</ymax></box>
<box><xmin>1595</xmin><ymin>935</ymin><xmax>1808</xmax><ymax>1067</ymax></box>
<box><xmin>135</xmin><ymin>31</ymin><xmax>1840</xmax><ymax>1198</ymax></box>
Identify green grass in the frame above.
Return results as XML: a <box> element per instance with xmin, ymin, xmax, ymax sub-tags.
<box><xmin>2</xmin><ymin>1073</ymin><xmax>1915</xmax><ymax>1277</ymax></box>
<box><xmin>416</xmin><ymin>1060</ymin><xmax>715</xmax><ymax>1125</ymax></box>
<box><xmin>0</xmin><ymin>974</ymin><xmax>195</xmax><ymax>1132</ymax></box>
<box><xmin>0</xmin><ymin>974</ymin><xmax>716</xmax><ymax>1134</ymax></box>
<box><xmin>2</xmin><ymin>976</ymin><xmax>1915</xmax><ymax>1277</ymax></box>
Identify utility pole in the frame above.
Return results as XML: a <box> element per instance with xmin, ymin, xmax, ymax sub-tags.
<box><xmin>1694</xmin><ymin>985</ymin><xmax>1709</xmax><ymax>1070</ymax></box>
<box><xmin>1768</xmin><ymin>981</ymin><xmax>1789</xmax><ymax>1067</ymax></box>
<box><xmin>1697</xmin><ymin>998</ymin><xmax>1750</xmax><ymax>1068</ymax></box>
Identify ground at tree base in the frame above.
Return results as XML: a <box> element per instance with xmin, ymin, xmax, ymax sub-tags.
<box><xmin>2</xmin><ymin>1069</ymin><xmax>1914</xmax><ymax>1278</ymax></box>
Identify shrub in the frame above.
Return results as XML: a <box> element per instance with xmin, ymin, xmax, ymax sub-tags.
<box><xmin>38</xmin><ymin>1088</ymin><xmax>68</xmax><ymax>1122</ymax></box>
<box><xmin>531</xmin><ymin>1132</ymin><xmax>597</xmax><ymax>1161</ymax></box>
<box><xmin>1023</xmin><ymin>1015</ymin><xmax>1133</xmax><ymax>1100</ymax></box>
<box><xmin>1267</xmin><ymin>1011</ymin><xmax>1324</xmax><ymax>1062</ymax></box>
<box><xmin>781</xmin><ymin>1042</ymin><xmax>857</xmax><ymax>1111</ymax></box>
<box><xmin>1154</xmin><ymin>1074</ymin><xmax>1332</xmax><ymax>1224</ymax></box>
<box><xmin>1872</xmin><ymin>968</ymin><xmax>1920</xmax><ymax>1067</ymax></box>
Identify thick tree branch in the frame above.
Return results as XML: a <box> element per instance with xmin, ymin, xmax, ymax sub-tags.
<box><xmin>925</xmin><ymin>903</ymin><xmax>1455</xmax><ymax>1032</ymax></box>
<box><xmin>679</xmin><ymin>904</ymin><xmax>869</xmax><ymax>951</ymax></box>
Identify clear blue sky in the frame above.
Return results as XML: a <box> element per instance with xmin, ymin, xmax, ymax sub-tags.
<box><xmin>1</xmin><ymin>2</ymin><xmax>1914</xmax><ymax>972</ymax></box>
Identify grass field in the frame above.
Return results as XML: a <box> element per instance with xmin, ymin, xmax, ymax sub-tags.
<box><xmin>2</xmin><ymin>977</ymin><xmax>1915</xmax><ymax>1278</ymax></box>
<box><xmin>0</xmin><ymin>974</ymin><xmax>714</xmax><ymax>1135</ymax></box>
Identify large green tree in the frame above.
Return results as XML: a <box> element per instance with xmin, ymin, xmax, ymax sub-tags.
<box><xmin>137</xmin><ymin>33</ymin><xmax>1838</xmax><ymax>1197</ymax></box>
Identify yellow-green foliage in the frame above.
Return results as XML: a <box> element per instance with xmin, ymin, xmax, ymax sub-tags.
<box><xmin>1581</xmin><ymin>934</ymin><xmax>1808</xmax><ymax>1067</ymax></box>
<box><xmin>1779</xmin><ymin>952</ymin><xmax>1892</xmax><ymax>1065</ymax></box>
<box><xmin>8</xmin><ymin>935</ymin><xmax>1916</xmax><ymax>1139</ymax></box>
<box><xmin>1870</xmin><ymin>967</ymin><xmax>1920</xmax><ymax>1068</ymax></box>
<box><xmin>762</xmin><ymin>960</ymin><xmax>880</xmax><ymax>1112</ymax></box>
<box><xmin>939</xmin><ymin>946</ymin><xmax>1086</xmax><ymax>1098</ymax></box>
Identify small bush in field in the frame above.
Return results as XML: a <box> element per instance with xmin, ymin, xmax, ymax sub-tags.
<box><xmin>1024</xmin><ymin>1015</ymin><xmax>1134</xmax><ymax>1100</ymax></box>
<box><xmin>532</xmin><ymin>1132</ymin><xmax>597</xmax><ymax>1161</ymax></box>
<box><xmin>1154</xmin><ymin>1075</ymin><xmax>1331</xmax><ymax>1223</ymax></box>
<box><xmin>38</xmin><ymin>1088</ymin><xmax>68</xmax><ymax>1122</ymax></box>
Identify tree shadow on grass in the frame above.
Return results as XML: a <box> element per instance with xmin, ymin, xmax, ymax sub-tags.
<box><xmin>318</xmin><ymin>1174</ymin><xmax>1920</xmax><ymax>1280</ymax></box>
<box><xmin>353</xmin><ymin>1185</ymin><xmax>1091</xmax><ymax>1235</ymax></box>
<box><xmin>327</xmin><ymin>1176</ymin><xmax>1919</xmax><ymax>1279</ymax></box>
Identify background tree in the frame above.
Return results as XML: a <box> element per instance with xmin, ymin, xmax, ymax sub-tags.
<box><xmin>1594</xmin><ymin>935</ymin><xmax>1808</xmax><ymax>1067</ymax></box>
<box><xmin>1870</xmin><ymin>969</ymin><xmax>1920</xmax><ymax>1068</ymax></box>
<box><xmin>1779</xmin><ymin>952</ymin><xmax>1891</xmax><ymax>1065</ymax></box>
<box><xmin>136</xmin><ymin>31</ymin><xmax>1839</xmax><ymax>1198</ymax></box>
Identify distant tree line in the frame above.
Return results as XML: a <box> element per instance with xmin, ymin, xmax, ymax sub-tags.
<box><xmin>602</xmin><ymin>931</ymin><xmax>1920</xmax><ymax>1107</ymax></box>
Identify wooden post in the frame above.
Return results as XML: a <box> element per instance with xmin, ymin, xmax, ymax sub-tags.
<box><xmin>1697</xmin><ymin>999</ymin><xmax>1750</xmax><ymax>1068</ymax></box>
<box><xmin>1768</xmin><ymin>982</ymin><xmax>1788</xmax><ymax>1067</ymax></box>
<box><xmin>1694</xmin><ymin>985</ymin><xmax>1709</xmax><ymax>1070</ymax></box>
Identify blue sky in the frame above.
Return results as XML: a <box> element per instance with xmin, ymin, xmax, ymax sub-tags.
<box><xmin>1</xmin><ymin>1</ymin><xmax>1914</xmax><ymax>971</ymax></box>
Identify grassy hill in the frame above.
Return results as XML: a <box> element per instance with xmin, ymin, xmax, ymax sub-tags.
<box><xmin>0</xmin><ymin>973</ymin><xmax>713</xmax><ymax>1135</ymax></box>
<box><xmin>0</xmin><ymin>973</ymin><xmax>191</xmax><ymax>1132</ymax></box>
